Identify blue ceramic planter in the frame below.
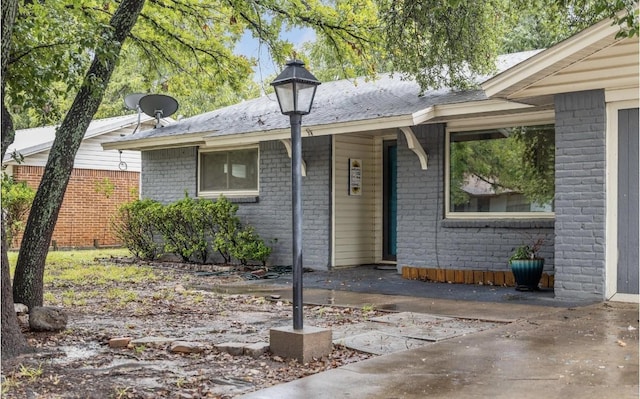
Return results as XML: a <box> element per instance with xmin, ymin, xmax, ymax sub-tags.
<box><xmin>510</xmin><ymin>259</ymin><xmax>544</xmax><ymax>291</ymax></box>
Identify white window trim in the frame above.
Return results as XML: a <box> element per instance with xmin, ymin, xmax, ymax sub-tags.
<box><xmin>197</xmin><ymin>145</ymin><xmax>260</xmax><ymax>198</ymax></box>
<box><xmin>445</xmin><ymin>119</ymin><xmax>556</xmax><ymax>219</ymax></box>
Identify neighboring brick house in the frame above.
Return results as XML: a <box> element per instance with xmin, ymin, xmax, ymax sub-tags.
<box><xmin>3</xmin><ymin>114</ymin><xmax>163</xmax><ymax>249</ymax></box>
<box><xmin>104</xmin><ymin>18</ymin><xmax>638</xmax><ymax>303</ymax></box>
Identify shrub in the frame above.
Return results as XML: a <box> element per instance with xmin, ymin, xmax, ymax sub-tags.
<box><xmin>210</xmin><ymin>196</ymin><xmax>241</xmax><ymax>264</ymax></box>
<box><xmin>229</xmin><ymin>226</ymin><xmax>272</xmax><ymax>266</ymax></box>
<box><xmin>1</xmin><ymin>174</ymin><xmax>35</xmax><ymax>246</ymax></box>
<box><xmin>115</xmin><ymin>195</ymin><xmax>272</xmax><ymax>266</ymax></box>
<box><xmin>156</xmin><ymin>195</ymin><xmax>211</xmax><ymax>263</ymax></box>
<box><xmin>112</xmin><ymin>199</ymin><xmax>162</xmax><ymax>261</ymax></box>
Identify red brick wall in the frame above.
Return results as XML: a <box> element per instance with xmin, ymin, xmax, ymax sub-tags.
<box><xmin>11</xmin><ymin>166</ymin><xmax>139</xmax><ymax>249</ymax></box>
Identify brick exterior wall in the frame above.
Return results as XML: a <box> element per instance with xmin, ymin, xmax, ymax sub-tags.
<box><xmin>141</xmin><ymin>147</ymin><xmax>197</xmax><ymax>203</ymax></box>
<box><xmin>553</xmin><ymin>89</ymin><xmax>607</xmax><ymax>301</ymax></box>
<box><xmin>396</xmin><ymin>124</ymin><xmax>555</xmax><ymax>274</ymax></box>
<box><xmin>140</xmin><ymin>137</ymin><xmax>332</xmax><ymax>268</ymax></box>
<box><xmin>11</xmin><ymin>165</ymin><xmax>139</xmax><ymax>248</ymax></box>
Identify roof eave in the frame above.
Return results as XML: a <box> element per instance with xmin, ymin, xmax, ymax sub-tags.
<box><xmin>101</xmin><ymin>132</ymin><xmax>206</xmax><ymax>151</ymax></box>
<box><xmin>482</xmin><ymin>14</ymin><xmax>628</xmax><ymax>99</ymax></box>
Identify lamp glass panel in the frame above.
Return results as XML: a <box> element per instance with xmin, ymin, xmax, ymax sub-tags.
<box><xmin>274</xmin><ymin>83</ymin><xmax>295</xmax><ymax>114</ymax></box>
<box><xmin>296</xmin><ymin>83</ymin><xmax>317</xmax><ymax>114</ymax></box>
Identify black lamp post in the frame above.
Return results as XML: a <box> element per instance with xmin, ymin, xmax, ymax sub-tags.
<box><xmin>271</xmin><ymin>60</ymin><xmax>321</xmax><ymax>330</ymax></box>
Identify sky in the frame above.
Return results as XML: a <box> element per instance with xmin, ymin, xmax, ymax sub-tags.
<box><xmin>234</xmin><ymin>27</ymin><xmax>317</xmax><ymax>84</ymax></box>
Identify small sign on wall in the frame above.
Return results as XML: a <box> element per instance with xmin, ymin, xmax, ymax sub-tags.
<box><xmin>349</xmin><ymin>158</ymin><xmax>362</xmax><ymax>196</ymax></box>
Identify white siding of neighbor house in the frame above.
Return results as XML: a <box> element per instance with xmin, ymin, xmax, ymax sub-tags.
<box><xmin>332</xmin><ymin>133</ymin><xmax>381</xmax><ymax>268</ymax></box>
<box><xmin>17</xmin><ymin>126</ymin><xmax>142</xmax><ymax>172</ymax></box>
<box><xmin>76</xmin><ymin>130</ymin><xmax>141</xmax><ymax>172</ymax></box>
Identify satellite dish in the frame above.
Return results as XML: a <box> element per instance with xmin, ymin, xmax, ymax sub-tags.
<box><xmin>139</xmin><ymin>94</ymin><xmax>179</xmax><ymax>128</ymax></box>
<box><xmin>124</xmin><ymin>93</ymin><xmax>146</xmax><ymax>110</ymax></box>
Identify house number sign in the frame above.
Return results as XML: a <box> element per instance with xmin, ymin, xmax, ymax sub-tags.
<box><xmin>349</xmin><ymin>158</ymin><xmax>362</xmax><ymax>196</ymax></box>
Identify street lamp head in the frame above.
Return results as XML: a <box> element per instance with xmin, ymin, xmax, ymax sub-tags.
<box><xmin>271</xmin><ymin>60</ymin><xmax>321</xmax><ymax>116</ymax></box>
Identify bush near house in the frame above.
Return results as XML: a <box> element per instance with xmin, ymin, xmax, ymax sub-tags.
<box><xmin>112</xmin><ymin>198</ymin><xmax>163</xmax><ymax>260</ymax></box>
<box><xmin>113</xmin><ymin>195</ymin><xmax>271</xmax><ymax>265</ymax></box>
<box><xmin>1</xmin><ymin>174</ymin><xmax>36</xmax><ymax>247</ymax></box>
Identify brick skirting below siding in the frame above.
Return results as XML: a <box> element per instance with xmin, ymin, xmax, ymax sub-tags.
<box><xmin>401</xmin><ymin>266</ymin><xmax>554</xmax><ymax>289</ymax></box>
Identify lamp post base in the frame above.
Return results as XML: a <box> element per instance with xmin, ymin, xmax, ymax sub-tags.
<box><xmin>269</xmin><ymin>326</ymin><xmax>332</xmax><ymax>364</ymax></box>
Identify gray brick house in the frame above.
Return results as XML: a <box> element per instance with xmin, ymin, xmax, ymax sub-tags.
<box><xmin>104</xmin><ymin>18</ymin><xmax>638</xmax><ymax>303</ymax></box>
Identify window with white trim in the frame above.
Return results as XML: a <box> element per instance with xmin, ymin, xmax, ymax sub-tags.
<box><xmin>199</xmin><ymin>148</ymin><xmax>258</xmax><ymax>196</ymax></box>
<box><xmin>446</xmin><ymin>124</ymin><xmax>555</xmax><ymax>217</ymax></box>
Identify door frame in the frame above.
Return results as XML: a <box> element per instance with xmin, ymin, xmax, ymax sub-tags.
<box><xmin>605</xmin><ymin>97</ymin><xmax>639</xmax><ymax>302</ymax></box>
<box><xmin>382</xmin><ymin>140</ymin><xmax>397</xmax><ymax>261</ymax></box>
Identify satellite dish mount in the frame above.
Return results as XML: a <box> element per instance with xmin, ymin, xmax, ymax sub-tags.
<box><xmin>139</xmin><ymin>94</ymin><xmax>179</xmax><ymax>128</ymax></box>
<box><xmin>124</xmin><ymin>93</ymin><xmax>179</xmax><ymax>130</ymax></box>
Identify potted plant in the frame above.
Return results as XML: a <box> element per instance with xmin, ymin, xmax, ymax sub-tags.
<box><xmin>509</xmin><ymin>237</ymin><xmax>545</xmax><ymax>291</ymax></box>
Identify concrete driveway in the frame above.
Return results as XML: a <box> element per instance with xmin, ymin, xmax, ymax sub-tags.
<box><xmin>228</xmin><ymin>267</ymin><xmax>639</xmax><ymax>399</ymax></box>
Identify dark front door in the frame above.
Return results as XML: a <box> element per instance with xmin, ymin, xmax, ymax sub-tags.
<box><xmin>617</xmin><ymin>108</ymin><xmax>639</xmax><ymax>294</ymax></box>
<box><xmin>383</xmin><ymin>141</ymin><xmax>397</xmax><ymax>261</ymax></box>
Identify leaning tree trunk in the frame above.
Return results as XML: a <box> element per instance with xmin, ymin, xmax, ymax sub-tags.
<box><xmin>12</xmin><ymin>0</ymin><xmax>147</xmax><ymax>310</ymax></box>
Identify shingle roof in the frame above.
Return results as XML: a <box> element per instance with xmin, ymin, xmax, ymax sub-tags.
<box><xmin>108</xmin><ymin>50</ymin><xmax>542</xmax><ymax>146</ymax></box>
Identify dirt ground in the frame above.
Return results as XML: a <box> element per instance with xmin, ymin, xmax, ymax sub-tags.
<box><xmin>1</xmin><ymin>259</ymin><xmax>381</xmax><ymax>399</ymax></box>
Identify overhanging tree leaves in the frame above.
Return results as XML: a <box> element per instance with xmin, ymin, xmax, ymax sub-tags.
<box><xmin>12</xmin><ymin>0</ymin><xmax>147</xmax><ymax>310</ymax></box>
<box><xmin>378</xmin><ymin>0</ymin><xmax>637</xmax><ymax>91</ymax></box>
<box><xmin>2</xmin><ymin>0</ymin><xmax>379</xmax><ymax>313</ymax></box>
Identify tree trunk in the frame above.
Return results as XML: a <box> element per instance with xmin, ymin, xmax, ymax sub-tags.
<box><xmin>0</xmin><ymin>0</ymin><xmax>31</xmax><ymax>361</ymax></box>
<box><xmin>12</xmin><ymin>0</ymin><xmax>147</xmax><ymax>310</ymax></box>
<box><xmin>1</xmin><ymin>221</ymin><xmax>31</xmax><ymax>359</ymax></box>
<box><xmin>1</xmin><ymin>0</ymin><xmax>18</xmax><ymax>160</ymax></box>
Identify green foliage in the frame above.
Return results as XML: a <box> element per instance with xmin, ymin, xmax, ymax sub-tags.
<box><xmin>1</xmin><ymin>174</ymin><xmax>35</xmax><ymax>246</ymax></box>
<box><xmin>94</xmin><ymin>177</ymin><xmax>115</xmax><ymax>199</ymax></box>
<box><xmin>367</xmin><ymin>0</ymin><xmax>636</xmax><ymax>92</ymax></box>
<box><xmin>6</xmin><ymin>0</ymin><xmax>638</xmax><ymax>128</ymax></box>
<box><xmin>114</xmin><ymin>195</ymin><xmax>272</xmax><ymax>265</ymax></box>
<box><xmin>510</xmin><ymin>237</ymin><xmax>545</xmax><ymax>261</ymax></box>
<box><xmin>229</xmin><ymin>226</ymin><xmax>272</xmax><ymax>266</ymax></box>
<box><xmin>156</xmin><ymin>195</ymin><xmax>214</xmax><ymax>263</ymax></box>
<box><xmin>112</xmin><ymin>199</ymin><xmax>163</xmax><ymax>261</ymax></box>
<box><xmin>379</xmin><ymin>0</ymin><xmax>507</xmax><ymax>91</ymax></box>
<box><xmin>500</xmin><ymin>0</ymin><xmax>604</xmax><ymax>53</ymax></box>
<box><xmin>6</xmin><ymin>1</ymin><xmax>99</xmax><ymax>127</ymax></box>
<box><xmin>209</xmin><ymin>196</ymin><xmax>240</xmax><ymax>264</ymax></box>
<box><xmin>6</xmin><ymin>0</ymin><xmax>380</xmax><ymax>128</ymax></box>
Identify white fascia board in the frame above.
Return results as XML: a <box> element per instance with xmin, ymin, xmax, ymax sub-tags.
<box><xmin>426</xmin><ymin>99</ymin><xmax>533</xmax><ymax>121</ymax></box>
<box><xmin>605</xmin><ymin>87</ymin><xmax>640</xmax><ymax>102</ymax></box>
<box><xmin>309</xmin><ymin>114</ymin><xmax>416</xmax><ymax>136</ymax></box>
<box><xmin>482</xmin><ymin>15</ymin><xmax>625</xmax><ymax>99</ymax></box>
<box><xmin>203</xmin><ymin>129</ymin><xmax>291</xmax><ymax>147</ymax></box>
<box><xmin>203</xmin><ymin>115</ymin><xmax>417</xmax><ymax>147</ymax></box>
<box><xmin>101</xmin><ymin>132</ymin><xmax>206</xmax><ymax>151</ymax></box>
<box><xmin>446</xmin><ymin>109</ymin><xmax>555</xmax><ymax>131</ymax></box>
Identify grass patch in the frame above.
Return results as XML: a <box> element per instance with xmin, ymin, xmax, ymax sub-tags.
<box><xmin>45</xmin><ymin>263</ymin><xmax>158</xmax><ymax>287</ymax></box>
<box><xmin>107</xmin><ymin>288</ymin><xmax>139</xmax><ymax>305</ymax></box>
<box><xmin>33</xmin><ymin>250</ymin><xmax>153</xmax><ymax>287</ymax></box>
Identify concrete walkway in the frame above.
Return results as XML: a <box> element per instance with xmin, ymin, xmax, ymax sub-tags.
<box><xmin>227</xmin><ymin>267</ymin><xmax>639</xmax><ymax>399</ymax></box>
